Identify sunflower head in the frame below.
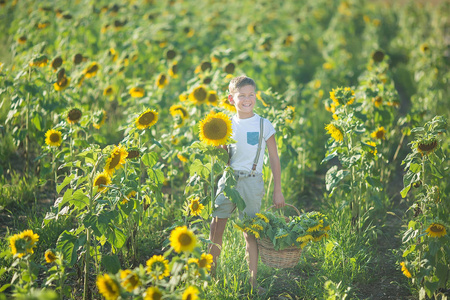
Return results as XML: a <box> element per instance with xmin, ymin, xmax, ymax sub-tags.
<box><xmin>166</xmin><ymin>49</ymin><xmax>176</xmax><ymax>60</ymax></box>
<box><xmin>425</xmin><ymin>222</ymin><xmax>447</xmax><ymax>238</ymax></box>
<box><xmin>224</xmin><ymin>62</ymin><xmax>235</xmax><ymax>74</ymax></box>
<box><xmin>129</xmin><ymin>87</ymin><xmax>145</xmax><ymax>98</ymax></box>
<box><xmin>189</xmin><ymin>86</ymin><xmax>208</xmax><ymax>104</ymax></box>
<box><xmin>97</xmin><ymin>273</ymin><xmax>120</xmax><ymax>300</ymax></box>
<box><xmin>120</xmin><ymin>269</ymin><xmax>140</xmax><ymax>292</ymax></box>
<box><xmin>93</xmin><ymin>110</ymin><xmax>107</xmax><ymax>129</ymax></box>
<box><xmin>103</xmin><ymin>86</ymin><xmax>114</xmax><ymax>96</ymax></box>
<box><xmin>198</xmin><ymin>253</ymin><xmax>213</xmax><ymax>270</ymax></box>
<box><xmin>10</xmin><ymin>229</ymin><xmax>40</xmax><ymax>258</ymax></box>
<box><xmin>169</xmin><ymin>105</ymin><xmax>189</xmax><ymax>119</ymax></box>
<box><xmin>45</xmin><ymin>129</ymin><xmax>63</xmax><ymax>147</ymax></box>
<box><xmin>73</xmin><ymin>53</ymin><xmax>83</xmax><ymax>65</ymax></box>
<box><xmin>146</xmin><ymin>255</ymin><xmax>170</xmax><ymax>280</ymax></box>
<box><xmin>207</xmin><ymin>91</ymin><xmax>219</xmax><ymax>106</ymax></box>
<box><xmin>45</xmin><ymin>249</ymin><xmax>57</xmax><ymax>263</ymax></box>
<box><xmin>182</xmin><ymin>286</ymin><xmax>199</xmax><ymax>300</ymax></box>
<box><xmin>220</xmin><ymin>97</ymin><xmax>237</xmax><ymax>113</ymax></box>
<box><xmin>51</xmin><ymin>56</ymin><xmax>63</xmax><ymax>71</ymax></box>
<box><xmin>400</xmin><ymin>262</ymin><xmax>412</xmax><ymax>278</ymax></box>
<box><xmin>188</xmin><ymin>197</ymin><xmax>205</xmax><ymax>216</ymax></box>
<box><xmin>170</xmin><ymin>226</ymin><xmax>197</xmax><ymax>253</ymax></box>
<box><xmin>325</xmin><ymin>123</ymin><xmax>344</xmax><ymax>143</ymax></box>
<box><xmin>104</xmin><ymin>145</ymin><xmax>128</xmax><ymax>175</ymax></box>
<box><xmin>417</xmin><ymin>139</ymin><xmax>438</xmax><ymax>155</ymax></box>
<box><xmin>169</xmin><ymin>62</ymin><xmax>178</xmax><ymax>78</ymax></box>
<box><xmin>329</xmin><ymin>87</ymin><xmax>355</xmax><ymax>106</ymax></box>
<box><xmin>372</xmin><ymin>50</ymin><xmax>385</xmax><ymax>62</ymax></box>
<box><xmin>145</xmin><ymin>286</ymin><xmax>163</xmax><ymax>300</ymax></box>
<box><xmin>135</xmin><ymin>109</ymin><xmax>158</xmax><ymax>130</ymax></box>
<box><xmin>198</xmin><ymin>111</ymin><xmax>233</xmax><ymax>146</ymax></box>
<box><xmin>371</xmin><ymin>126</ymin><xmax>386</xmax><ymax>140</ymax></box>
<box><xmin>126</xmin><ymin>149</ymin><xmax>140</xmax><ymax>159</ymax></box>
<box><xmin>83</xmin><ymin>62</ymin><xmax>99</xmax><ymax>78</ymax></box>
<box><xmin>94</xmin><ymin>172</ymin><xmax>111</xmax><ymax>192</ymax></box>
<box><xmin>67</xmin><ymin>108</ymin><xmax>82</xmax><ymax>124</ymax></box>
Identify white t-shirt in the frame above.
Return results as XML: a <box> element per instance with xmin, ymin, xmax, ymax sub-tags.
<box><xmin>229</xmin><ymin>114</ymin><xmax>276</xmax><ymax>174</ymax></box>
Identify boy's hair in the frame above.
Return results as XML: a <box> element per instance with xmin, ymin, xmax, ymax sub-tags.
<box><xmin>228</xmin><ymin>76</ymin><xmax>257</xmax><ymax>94</ymax></box>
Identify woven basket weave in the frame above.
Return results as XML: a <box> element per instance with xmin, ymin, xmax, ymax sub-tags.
<box><xmin>257</xmin><ymin>204</ymin><xmax>302</xmax><ymax>268</ymax></box>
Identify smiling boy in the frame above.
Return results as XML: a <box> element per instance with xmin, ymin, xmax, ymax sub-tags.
<box><xmin>209</xmin><ymin>75</ymin><xmax>285</xmax><ymax>293</ymax></box>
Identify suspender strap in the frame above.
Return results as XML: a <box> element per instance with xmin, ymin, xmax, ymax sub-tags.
<box><xmin>251</xmin><ymin>117</ymin><xmax>264</xmax><ymax>172</ymax></box>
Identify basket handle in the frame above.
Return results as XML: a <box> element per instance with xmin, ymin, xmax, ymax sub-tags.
<box><xmin>266</xmin><ymin>203</ymin><xmax>301</xmax><ymax>216</ymax></box>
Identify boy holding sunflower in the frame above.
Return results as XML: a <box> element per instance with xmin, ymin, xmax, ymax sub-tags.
<box><xmin>209</xmin><ymin>75</ymin><xmax>285</xmax><ymax>293</ymax></box>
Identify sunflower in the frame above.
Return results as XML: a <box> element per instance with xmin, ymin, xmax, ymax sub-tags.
<box><xmin>198</xmin><ymin>253</ymin><xmax>213</xmax><ymax>270</ymax></box>
<box><xmin>165</xmin><ymin>49</ymin><xmax>176</xmax><ymax>60</ymax></box>
<box><xmin>371</xmin><ymin>126</ymin><xmax>386</xmax><ymax>140</ymax></box>
<box><xmin>37</xmin><ymin>21</ymin><xmax>49</xmax><ymax>29</ymax></box>
<box><xmin>177</xmin><ymin>153</ymin><xmax>188</xmax><ymax>163</ymax></box>
<box><xmin>325</xmin><ymin>123</ymin><xmax>344</xmax><ymax>143</ymax></box>
<box><xmin>146</xmin><ymin>255</ymin><xmax>170</xmax><ymax>280</ymax></box>
<box><xmin>45</xmin><ymin>249</ymin><xmax>57</xmax><ymax>263</ymax></box>
<box><xmin>120</xmin><ymin>269</ymin><xmax>140</xmax><ymax>292</ymax></box>
<box><xmin>400</xmin><ymin>262</ymin><xmax>412</xmax><ymax>278</ymax></box>
<box><xmin>296</xmin><ymin>234</ymin><xmax>313</xmax><ymax>243</ymax></box>
<box><xmin>219</xmin><ymin>97</ymin><xmax>236</xmax><ymax>112</ymax></box>
<box><xmin>420</xmin><ymin>43</ymin><xmax>429</xmax><ymax>53</ymax></box>
<box><xmin>284</xmin><ymin>33</ymin><xmax>294</xmax><ymax>46</ymax></box>
<box><xmin>170</xmin><ymin>226</ymin><xmax>197</xmax><ymax>253</ymax></box>
<box><xmin>108</xmin><ymin>48</ymin><xmax>118</xmax><ymax>62</ymax></box>
<box><xmin>103</xmin><ymin>86</ymin><xmax>114</xmax><ymax>96</ymax></box>
<box><xmin>184</xmin><ymin>26</ymin><xmax>195</xmax><ymax>38</ymax></box>
<box><xmin>93</xmin><ymin>110</ymin><xmax>107</xmax><ymax>129</ymax></box>
<box><xmin>425</xmin><ymin>223</ymin><xmax>447</xmax><ymax>238</ymax></box>
<box><xmin>168</xmin><ymin>62</ymin><xmax>178</xmax><ymax>78</ymax></box>
<box><xmin>144</xmin><ymin>286</ymin><xmax>163</xmax><ymax>300</ymax></box>
<box><xmin>285</xmin><ymin>105</ymin><xmax>295</xmax><ymax>123</ymax></box>
<box><xmin>169</xmin><ymin>105</ymin><xmax>189</xmax><ymax>119</ymax></box>
<box><xmin>207</xmin><ymin>91</ymin><xmax>219</xmax><ymax>106</ymax></box>
<box><xmin>54</xmin><ymin>75</ymin><xmax>70</xmax><ymax>91</ymax></box>
<box><xmin>255</xmin><ymin>91</ymin><xmax>269</xmax><ymax>107</ymax></box>
<box><xmin>188</xmin><ymin>198</ymin><xmax>205</xmax><ymax>216</ymax></box>
<box><xmin>51</xmin><ymin>56</ymin><xmax>63</xmax><ymax>71</ymax></box>
<box><xmin>179</xmin><ymin>93</ymin><xmax>188</xmax><ymax>102</ymax></box>
<box><xmin>97</xmin><ymin>273</ymin><xmax>120</xmax><ymax>300</ymax></box>
<box><xmin>224</xmin><ymin>62</ymin><xmax>235</xmax><ymax>74</ymax></box>
<box><xmin>198</xmin><ymin>111</ymin><xmax>232</xmax><ymax>146</ymax></box>
<box><xmin>73</xmin><ymin>53</ymin><xmax>84</xmax><ymax>65</ymax></box>
<box><xmin>67</xmin><ymin>108</ymin><xmax>82</xmax><ymax>124</ymax></box>
<box><xmin>126</xmin><ymin>149</ymin><xmax>140</xmax><ymax>159</ymax></box>
<box><xmin>255</xmin><ymin>213</ymin><xmax>269</xmax><ymax>223</ymax></box>
<box><xmin>189</xmin><ymin>86</ymin><xmax>208</xmax><ymax>105</ymax></box>
<box><xmin>135</xmin><ymin>109</ymin><xmax>158</xmax><ymax>130</ymax></box>
<box><xmin>156</xmin><ymin>73</ymin><xmax>168</xmax><ymax>89</ymax></box>
<box><xmin>194</xmin><ymin>61</ymin><xmax>212</xmax><ymax>74</ymax></box>
<box><xmin>129</xmin><ymin>87</ymin><xmax>145</xmax><ymax>98</ymax></box>
<box><xmin>182</xmin><ymin>286</ymin><xmax>199</xmax><ymax>300</ymax></box>
<box><xmin>366</xmin><ymin>141</ymin><xmax>377</xmax><ymax>155</ymax></box>
<box><xmin>372</xmin><ymin>50</ymin><xmax>385</xmax><ymax>62</ymax></box>
<box><xmin>104</xmin><ymin>145</ymin><xmax>128</xmax><ymax>175</ymax></box>
<box><xmin>121</xmin><ymin>190</ymin><xmax>136</xmax><ymax>205</ymax></box>
<box><xmin>18</xmin><ymin>36</ymin><xmax>27</xmax><ymax>44</ymax></box>
<box><xmin>9</xmin><ymin>230</ymin><xmax>39</xmax><ymax>258</ymax></box>
<box><xmin>45</xmin><ymin>129</ymin><xmax>62</xmax><ymax>147</ymax></box>
<box><xmin>417</xmin><ymin>139</ymin><xmax>438</xmax><ymax>155</ymax></box>
<box><xmin>244</xmin><ymin>227</ymin><xmax>260</xmax><ymax>238</ymax></box>
<box><xmin>94</xmin><ymin>172</ymin><xmax>111</xmax><ymax>192</ymax></box>
<box><xmin>329</xmin><ymin>87</ymin><xmax>355</xmax><ymax>106</ymax></box>
<box><xmin>251</xmin><ymin>223</ymin><xmax>263</xmax><ymax>231</ymax></box>
<box><xmin>83</xmin><ymin>62</ymin><xmax>100</xmax><ymax>78</ymax></box>
<box><xmin>29</xmin><ymin>55</ymin><xmax>48</xmax><ymax>67</ymax></box>
<box><xmin>372</xmin><ymin>96</ymin><xmax>382</xmax><ymax>108</ymax></box>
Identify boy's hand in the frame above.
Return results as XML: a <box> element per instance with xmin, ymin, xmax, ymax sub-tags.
<box><xmin>273</xmin><ymin>190</ymin><xmax>285</xmax><ymax>209</ymax></box>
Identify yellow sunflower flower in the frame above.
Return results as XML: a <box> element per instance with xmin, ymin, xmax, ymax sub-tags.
<box><xmin>93</xmin><ymin>110</ymin><xmax>107</xmax><ymax>129</ymax></box>
<box><xmin>189</xmin><ymin>85</ymin><xmax>208</xmax><ymax>105</ymax></box>
<box><xmin>104</xmin><ymin>145</ymin><xmax>128</xmax><ymax>175</ymax></box>
<box><xmin>45</xmin><ymin>129</ymin><xmax>62</xmax><ymax>147</ymax></box>
<box><xmin>50</xmin><ymin>56</ymin><xmax>63</xmax><ymax>71</ymax></box>
<box><xmin>168</xmin><ymin>62</ymin><xmax>178</xmax><ymax>78</ymax></box>
<box><xmin>400</xmin><ymin>262</ymin><xmax>412</xmax><ymax>278</ymax></box>
<box><xmin>219</xmin><ymin>97</ymin><xmax>237</xmax><ymax>112</ymax></box>
<box><xmin>156</xmin><ymin>73</ymin><xmax>168</xmax><ymax>89</ymax></box>
<box><xmin>366</xmin><ymin>141</ymin><xmax>377</xmax><ymax>155</ymax></box>
<box><xmin>29</xmin><ymin>56</ymin><xmax>48</xmax><ymax>67</ymax></box>
<box><xmin>54</xmin><ymin>75</ymin><xmax>70</xmax><ymax>91</ymax></box>
<box><xmin>188</xmin><ymin>198</ymin><xmax>205</xmax><ymax>216</ymax></box>
<box><xmin>255</xmin><ymin>213</ymin><xmax>269</xmax><ymax>223</ymax></box>
<box><xmin>371</xmin><ymin>126</ymin><xmax>386</xmax><ymax>140</ymax></box>
<box><xmin>169</xmin><ymin>105</ymin><xmax>189</xmax><ymax>119</ymax></box>
<box><xmin>296</xmin><ymin>234</ymin><xmax>313</xmax><ymax>243</ymax></box>
<box><xmin>372</xmin><ymin>96</ymin><xmax>382</xmax><ymax>108</ymax></box>
<box><xmin>45</xmin><ymin>249</ymin><xmax>57</xmax><ymax>263</ymax></box>
<box><xmin>146</xmin><ymin>255</ymin><xmax>170</xmax><ymax>280</ymax></box>
<box><xmin>120</xmin><ymin>269</ymin><xmax>140</xmax><ymax>292</ymax></box>
<box><xmin>207</xmin><ymin>91</ymin><xmax>219</xmax><ymax>106</ymax></box>
<box><xmin>83</xmin><ymin>62</ymin><xmax>100</xmax><ymax>78</ymax></box>
<box><xmin>94</xmin><ymin>172</ymin><xmax>111</xmax><ymax>192</ymax></box>
<box><xmin>325</xmin><ymin>123</ymin><xmax>343</xmax><ymax>143</ymax></box>
<box><xmin>177</xmin><ymin>153</ymin><xmax>188</xmax><ymax>163</ymax></box>
<box><xmin>9</xmin><ymin>230</ymin><xmax>39</xmax><ymax>258</ymax></box>
<box><xmin>129</xmin><ymin>87</ymin><xmax>145</xmax><ymax>98</ymax></box>
<box><xmin>170</xmin><ymin>226</ymin><xmax>197</xmax><ymax>253</ymax></box>
<box><xmin>198</xmin><ymin>111</ymin><xmax>233</xmax><ymax>146</ymax></box>
<box><xmin>198</xmin><ymin>253</ymin><xmax>213</xmax><ymax>270</ymax></box>
<box><xmin>103</xmin><ymin>86</ymin><xmax>114</xmax><ymax>96</ymax></box>
<box><xmin>425</xmin><ymin>223</ymin><xmax>447</xmax><ymax>238</ymax></box>
<box><xmin>18</xmin><ymin>36</ymin><xmax>27</xmax><ymax>44</ymax></box>
<box><xmin>182</xmin><ymin>286</ymin><xmax>199</xmax><ymax>300</ymax></box>
<box><xmin>234</xmin><ymin>224</ymin><xmax>245</xmax><ymax>232</ymax></box>
<box><xmin>135</xmin><ymin>109</ymin><xmax>158</xmax><ymax>130</ymax></box>
<box><xmin>251</xmin><ymin>224</ymin><xmax>264</xmax><ymax>231</ymax></box>
<box><xmin>67</xmin><ymin>108</ymin><xmax>82</xmax><ymax>124</ymax></box>
<box><xmin>144</xmin><ymin>286</ymin><xmax>163</xmax><ymax>300</ymax></box>
<box><xmin>97</xmin><ymin>273</ymin><xmax>120</xmax><ymax>300</ymax></box>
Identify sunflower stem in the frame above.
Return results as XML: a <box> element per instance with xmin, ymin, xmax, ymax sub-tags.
<box><xmin>209</xmin><ymin>155</ymin><xmax>215</xmax><ymax>218</ymax></box>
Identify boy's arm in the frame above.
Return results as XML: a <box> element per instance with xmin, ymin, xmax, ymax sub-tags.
<box><xmin>266</xmin><ymin>134</ymin><xmax>285</xmax><ymax>209</ymax></box>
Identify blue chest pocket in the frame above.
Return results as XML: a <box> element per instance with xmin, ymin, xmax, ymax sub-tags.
<box><xmin>247</xmin><ymin>132</ymin><xmax>259</xmax><ymax>146</ymax></box>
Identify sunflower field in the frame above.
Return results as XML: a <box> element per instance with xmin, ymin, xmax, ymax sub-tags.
<box><xmin>0</xmin><ymin>0</ymin><xmax>449</xmax><ymax>299</ymax></box>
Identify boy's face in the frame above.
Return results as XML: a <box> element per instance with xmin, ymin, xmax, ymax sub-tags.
<box><xmin>229</xmin><ymin>84</ymin><xmax>256</xmax><ymax>117</ymax></box>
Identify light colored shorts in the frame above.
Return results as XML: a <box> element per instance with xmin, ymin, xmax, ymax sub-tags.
<box><xmin>212</xmin><ymin>171</ymin><xmax>265</xmax><ymax>219</ymax></box>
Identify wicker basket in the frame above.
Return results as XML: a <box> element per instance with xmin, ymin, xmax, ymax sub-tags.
<box><xmin>257</xmin><ymin>204</ymin><xmax>302</xmax><ymax>268</ymax></box>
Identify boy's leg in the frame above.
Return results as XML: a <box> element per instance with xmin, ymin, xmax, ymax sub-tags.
<box><xmin>209</xmin><ymin>217</ymin><xmax>228</xmax><ymax>273</ymax></box>
<box><xmin>243</xmin><ymin>231</ymin><xmax>258</xmax><ymax>288</ymax></box>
